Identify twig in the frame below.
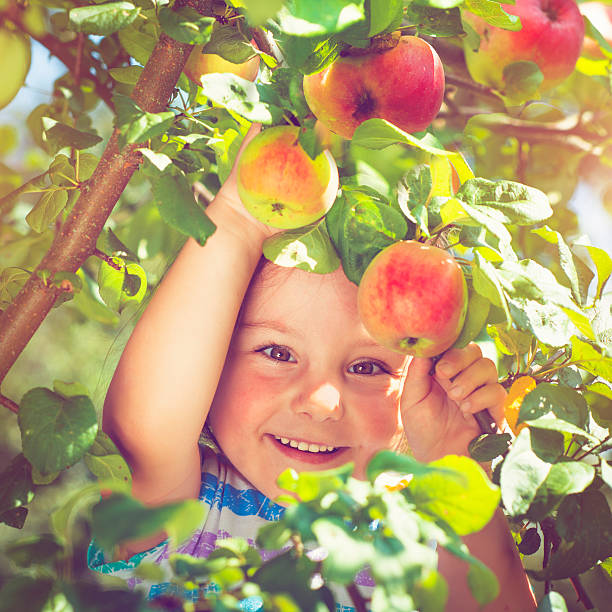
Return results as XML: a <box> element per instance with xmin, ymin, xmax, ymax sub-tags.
<box><xmin>346</xmin><ymin>582</ymin><xmax>368</xmax><ymax>612</ymax></box>
<box><xmin>0</xmin><ymin>393</ymin><xmax>19</xmax><ymax>414</ymax></box>
<box><xmin>569</xmin><ymin>575</ymin><xmax>595</xmax><ymax>610</ymax></box>
<box><xmin>192</xmin><ymin>181</ymin><xmax>214</xmax><ymax>205</ymax></box>
<box><xmin>93</xmin><ymin>248</ymin><xmax>123</xmax><ymax>270</ymax></box>
<box><xmin>574</xmin><ymin>435</ymin><xmax>611</xmax><ymax>462</ymax></box>
<box><xmin>444</xmin><ymin>74</ymin><xmax>500</xmax><ymax>101</ymax></box>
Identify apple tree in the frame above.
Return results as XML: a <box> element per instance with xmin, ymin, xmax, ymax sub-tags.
<box><xmin>1</xmin><ymin>0</ymin><xmax>612</xmax><ymax>610</ymax></box>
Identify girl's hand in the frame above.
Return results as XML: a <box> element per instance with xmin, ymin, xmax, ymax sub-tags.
<box><xmin>399</xmin><ymin>343</ymin><xmax>506</xmax><ymax>463</ymax></box>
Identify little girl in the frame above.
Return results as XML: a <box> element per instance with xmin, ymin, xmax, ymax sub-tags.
<box><xmin>89</xmin><ymin>128</ymin><xmax>536</xmax><ymax>611</ymax></box>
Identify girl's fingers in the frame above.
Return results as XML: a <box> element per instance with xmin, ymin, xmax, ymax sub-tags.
<box><xmin>443</xmin><ymin>357</ymin><xmax>499</xmax><ymax>403</ymax></box>
<box><xmin>457</xmin><ymin>384</ymin><xmax>507</xmax><ymax>426</ymax></box>
<box><xmin>434</xmin><ymin>343</ymin><xmax>483</xmax><ymax>381</ymax></box>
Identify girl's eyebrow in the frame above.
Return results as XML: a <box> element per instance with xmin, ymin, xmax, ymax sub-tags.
<box><xmin>239</xmin><ymin>320</ymin><xmax>293</xmax><ymax>334</ymax></box>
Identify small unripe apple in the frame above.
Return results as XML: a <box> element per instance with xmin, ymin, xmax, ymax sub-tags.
<box><xmin>303</xmin><ymin>36</ymin><xmax>445</xmax><ymax>139</ymax></box>
<box><xmin>184</xmin><ymin>43</ymin><xmax>260</xmax><ymax>85</ymax></box>
<box><xmin>358</xmin><ymin>241</ymin><xmax>468</xmax><ymax>358</ymax></box>
<box><xmin>463</xmin><ymin>0</ymin><xmax>585</xmax><ymax>92</ymax></box>
<box><xmin>236</xmin><ymin>125</ymin><xmax>339</xmax><ymax>229</ymax></box>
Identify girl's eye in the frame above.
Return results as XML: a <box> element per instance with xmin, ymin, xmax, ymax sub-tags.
<box><xmin>348</xmin><ymin>361</ymin><xmax>385</xmax><ymax>376</ymax></box>
<box><xmin>258</xmin><ymin>345</ymin><xmax>296</xmax><ymax>362</ymax></box>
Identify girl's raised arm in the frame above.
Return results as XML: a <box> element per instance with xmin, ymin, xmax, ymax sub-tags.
<box><xmin>102</xmin><ymin>128</ymin><xmax>273</xmax><ymax>510</ymax></box>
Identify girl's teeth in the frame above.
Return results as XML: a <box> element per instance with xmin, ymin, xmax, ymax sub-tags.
<box><xmin>274</xmin><ymin>436</ymin><xmax>336</xmax><ymax>453</ymax></box>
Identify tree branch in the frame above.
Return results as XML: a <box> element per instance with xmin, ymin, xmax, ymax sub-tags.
<box><xmin>0</xmin><ymin>0</ymin><xmax>216</xmax><ymax>389</ymax></box>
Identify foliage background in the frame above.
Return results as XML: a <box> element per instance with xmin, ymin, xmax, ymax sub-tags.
<box><xmin>1</xmin><ymin>1</ymin><xmax>612</xmax><ymax>610</ymax></box>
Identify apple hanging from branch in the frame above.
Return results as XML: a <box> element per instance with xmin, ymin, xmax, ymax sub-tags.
<box><xmin>237</xmin><ymin>125</ymin><xmax>339</xmax><ymax>229</ymax></box>
<box><xmin>303</xmin><ymin>35</ymin><xmax>445</xmax><ymax>139</ymax></box>
<box><xmin>183</xmin><ymin>42</ymin><xmax>260</xmax><ymax>85</ymax></box>
<box><xmin>357</xmin><ymin>241</ymin><xmax>468</xmax><ymax>359</ymax></box>
<box><xmin>462</xmin><ymin>0</ymin><xmax>585</xmax><ymax>93</ymax></box>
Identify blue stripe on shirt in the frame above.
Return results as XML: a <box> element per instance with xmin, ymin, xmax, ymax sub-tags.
<box><xmin>199</xmin><ymin>471</ymin><xmax>285</xmax><ymax>521</ymax></box>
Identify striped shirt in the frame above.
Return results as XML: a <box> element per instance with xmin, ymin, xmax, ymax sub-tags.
<box><xmin>88</xmin><ymin>447</ymin><xmax>373</xmax><ymax>610</ymax></box>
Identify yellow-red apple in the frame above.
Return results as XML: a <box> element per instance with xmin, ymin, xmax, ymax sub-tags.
<box><xmin>357</xmin><ymin>241</ymin><xmax>468</xmax><ymax>358</ymax></box>
<box><xmin>580</xmin><ymin>2</ymin><xmax>612</xmax><ymax>58</ymax></box>
<box><xmin>303</xmin><ymin>36</ymin><xmax>445</xmax><ymax>139</ymax></box>
<box><xmin>184</xmin><ymin>43</ymin><xmax>260</xmax><ymax>85</ymax></box>
<box><xmin>462</xmin><ymin>0</ymin><xmax>585</xmax><ymax>92</ymax></box>
<box><xmin>236</xmin><ymin>125</ymin><xmax>339</xmax><ymax>229</ymax></box>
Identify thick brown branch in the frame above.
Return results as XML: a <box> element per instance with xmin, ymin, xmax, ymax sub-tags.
<box><xmin>0</xmin><ymin>1</ymin><xmax>215</xmax><ymax>388</ymax></box>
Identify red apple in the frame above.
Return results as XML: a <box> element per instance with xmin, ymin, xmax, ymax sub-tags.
<box><xmin>462</xmin><ymin>0</ymin><xmax>585</xmax><ymax>92</ymax></box>
<box><xmin>357</xmin><ymin>241</ymin><xmax>468</xmax><ymax>358</ymax></box>
<box><xmin>302</xmin><ymin>36</ymin><xmax>445</xmax><ymax>139</ymax></box>
<box><xmin>580</xmin><ymin>2</ymin><xmax>612</xmax><ymax>58</ymax></box>
<box><xmin>236</xmin><ymin>125</ymin><xmax>339</xmax><ymax>229</ymax></box>
<box><xmin>184</xmin><ymin>42</ymin><xmax>260</xmax><ymax>85</ymax></box>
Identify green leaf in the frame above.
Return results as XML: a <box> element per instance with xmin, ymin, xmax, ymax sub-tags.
<box><xmin>158</xmin><ymin>6</ymin><xmax>215</xmax><ymax>44</ymax></box>
<box><xmin>577</xmin><ymin>243</ymin><xmax>612</xmax><ymax>301</ymax></box>
<box><xmin>518</xmin><ymin>383</ymin><xmax>588</xmax><ymax>429</ymax></box>
<box><xmin>352</xmin><ymin>119</ymin><xmax>465</xmax><ymax>166</ymax></box>
<box><xmin>524</xmin><ymin>415</ymin><xmax>598</xmax><ymax>444</ymax></box>
<box><xmin>471</xmin><ymin>252</ymin><xmax>511</xmax><ymax>323</ymax></box>
<box><xmin>311</xmin><ymin>517</ymin><xmax>372</xmax><ymax>583</ymax></box>
<box><xmin>263</xmin><ymin>220</ymin><xmax>340</xmax><ymax>273</ymax></box>
<box><xmin>536</xmin><ymin>592</ymin><xmax>568</xmax><ymax>612</ymax></box>
<box><xmin>467</xmin><ymin>560</ymin><xmax>499</xmax><ymax>607</ymax></box>
<box><xmin>85</xmin><ymin>454</ymin><xmax>132</xmax><ymax>486</ymax></box>
<box><xmin>276</xmin><ymin>464</ymin><xmax>353</xmax><ymax>502</ymax></box>
<box><xmin>41</xmin><ymin>117</ymin><xmax>102</xmax><ymax>153</ymax></box>
<box><xmin>456</xmin><ymin>178</ymin><xmax>552</xmax><ymax>225</ymax></box>
<box><xmin>366</xmin><ymin>449</ymin><xmax>449</xmax><ymax>482</ymax></box>
<box><xmin>153</xmin><ymin>173</ymin><xmax>216</xmax><ymax>246</ymax></box>
<box><xmin>92</xmin><ymin>492</ymin><xmax>207</xmax><ymax>552</ymax></box>
<box><xmin>570</xmin><ymin>336</ymin><xmax>612</xmax><ymax>381</ymax></box>
<box><xmin>274</xmin><ymin>0</ymin><xmax>365</xmax><ymax>37</ymax></box>
<box><xmin>412</xmin><ymin>569</ymin><xmax>448</xmax><ymax>612</ymax></box>
<box><xmin>409</xmin><ymin>455</ymin><xmax>500</xmax><ymax>535</ymax></box>
<box><xmin>5</xmin><ymin>533</ymin><xmax>63</xmax><ymax>568</ymax></box>
<box><xmin>25</xmin><ymin>189</ymin><xmax>69</xmax><ymax>233</ymax></box>
<box><xmin>327</xmin><ymin>188</ymin><xmax>407</xmax><ymax>284</ymax></box>
<box><xmin>69</xmin><ymin>2</ymin><xmax>140</xmax><ymax>36</ymax></box>
<box><xmin>532</xmin><ymin>490</ymin><xmax>612</xmax><ymax>580</ymax></box>
<box><xmin>0</xmin><ymin>577</ymin><xmax>54</xmax><ymax>612</ymax></box>
<box><xmin>368</xmin><ymin>0</ymin><xmax>404</xmax><ymax>36</ymax></box>
<box><xmin>502</xmin><ymin>61</ymin><xmax>544</xmax><ymax>103</ymax></box>
<box><xmin>255</xmin><ymin>521</ymin><xmax>292</xmax><ymax>550</ymax></box>
<box><xmin>601</xmin><ymin>459</ymin><xmax>612</xmax><ymax>491</ymax></box>
<box><xmin>0</xmin><ymin>455</ymin><xmax>34</xmax><ymax>517</ymax></box>
<box><xmin>98</xmin><ymin>255</ymin><xmax>147</xmax><ymax>312</ymax></box>
<box><xmin>528</xmin><ymin>461</ymin><xmax>595</xmax><ymax>519</ymax></box>
<box><xmin>518</xmin><ymin>527</ymin><xmax>541</xmax><ymax>555</ymax></box>
<box><xmin>199</xmin><ymin>74</ymin><xmax>283</xmax><ymax>123</ymax></box>
<box><xmin>0</xmin><ymin>267</ymin><xmax>30</xmax><ymax>309</ymax></box>
<box><xmin>18</xmin><ymin>388</ymin><xmax>97</xmax><ymax>474</ymax></box>
<box><xmin>532</xmin><ymin>226</ymin><xmax>583</xmax><ymax>305</ymax></box>
<box><xmin>113</xmin><ymin>95</ymin><xmax>175</xmax><ymax>146</ymax></box>
<box><xmin>201</xmin><ymin>24</ymin><xmax>258</xmax><ymax>63</ymax></box>
<box><xmin>464</xmin><ymin>0</ymin><xmax>521</xmax><ymax>30</ymax></box>
<box><xmin>453</xmin><ymin>285</ymin><xmax>491</xmax><ymax>349</ymax></box>
<box><xmin>500</xmin><ymin>429</ymin><xmax>553</xmax><ymax>516</ymax></box>
<box><xmin>404</xmin><ymin>6</ymin><xmax>464</xmax><ymax>37</ymax></box>
<box><xmin>468</xmin><ymin>433</ymin><xmax>511</xmax><ymax>462</ymax></box>
<box><xmin>117</xmin><ymin>21</ymin><xmax>156</xmax><ymax>65</ymax></box>
<box><xmin>109</xmin><ymin>65</ymin><xmax>143</xmax><ymax>85</ymax></box>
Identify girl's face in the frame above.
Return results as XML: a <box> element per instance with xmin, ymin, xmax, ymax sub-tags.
<box><xmin>208</xmin><ymin>264</ymin><xmax>409</xmax><ymax>501</ymax></box>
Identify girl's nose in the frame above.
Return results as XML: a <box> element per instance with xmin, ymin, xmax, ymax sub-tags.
<box><xmin>294</xmin><ymin>382</ymin><xmax>344</xmax><ymax>422</ymax></box>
